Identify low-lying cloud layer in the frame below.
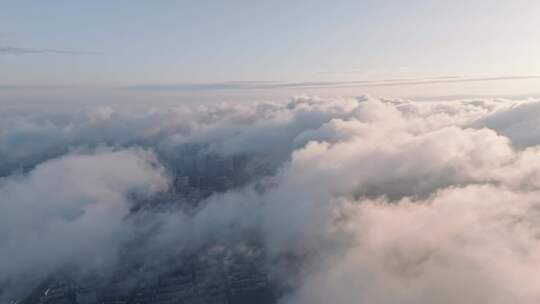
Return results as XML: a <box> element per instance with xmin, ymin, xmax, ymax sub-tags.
<box><xmin>2</xmin><ymin>95</ymin><xmax>540</xmax><ymax>303</ymax></box>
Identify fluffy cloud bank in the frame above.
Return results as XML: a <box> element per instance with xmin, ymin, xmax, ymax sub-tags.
<box><xmin>0</xmin><ymin>149</ymin><xmax>167</xmax><ymax>298</ymax></box>
<box><xmin>283</xmin><ymin>185</ymin><xmax>540</xmax><ymax>304</ymax></box>
<box><xmin>2</xmin><ymin>95</ymin><xmax>540</xmax><ymax>303</ymax></box>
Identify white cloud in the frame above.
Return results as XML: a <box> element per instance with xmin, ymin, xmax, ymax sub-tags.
<box><xmin>0</xmin><ymin>148</ymin><xmax>166</xmax><ymax>299</ymax></box>
<box><xmin>3</xmin><ymin>95</ymin><xmax>540</xmax><ymax>303</ymax></box>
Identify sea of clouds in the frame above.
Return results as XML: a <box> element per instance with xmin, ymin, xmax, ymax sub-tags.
<box><xmin>2</xmin><ymin>95</ymin><xmax>540</xmax><ymax>303</ymax></box>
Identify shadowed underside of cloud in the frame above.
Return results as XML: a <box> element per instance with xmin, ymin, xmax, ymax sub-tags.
<box><xmin>3</xmin><ymin>96</ymin><xmax>540</xmax><ymax>303</ymax></box>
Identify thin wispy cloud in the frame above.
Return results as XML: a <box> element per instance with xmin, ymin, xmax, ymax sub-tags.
<box><xmin>361</xmin><ymin>75</ymin><xmax>540</xmax><ymax>88</ymax></box>
<box><xmin>274</xmin><ymin>76</ymin><xmax>540</xmax><ymax>89</ymax></box>
<box><xmin>0</xmin><ymin>84</ymin><xmax>80</xmax><ymax>90</ymax></box>
<box><xmin>124</xmin><ymin>75</ymin><xmax>540</xmax><ymax>91</ymax></box>
<box><xmin>127</xmin><ymin>81</ymin><xmax>280</xmax><ymax>91</ymax></box>
<box><xmin>0</xmin><ymin>45</ymin><xmax>93</xmax><ymax>55</ymax></box>
<box><xmin>3</xmin><ymin>76</ymin><xmax>539</xmax><ymax>93</ymax></box>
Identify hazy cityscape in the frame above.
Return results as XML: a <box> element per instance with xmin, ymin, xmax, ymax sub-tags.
<box><xmin>7</xmin><ymin>151</ymin><xmax>279</xmax><ymax>304</ymax></box>
<box><xmin>3</xmin><ymin>1</ymin><xmax>540</xmax><ymax>304</ymax></box>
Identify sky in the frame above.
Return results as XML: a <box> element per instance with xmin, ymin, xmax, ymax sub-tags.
<box><xmin>1</xmin><ymin>0</ymin><xmax>540</xmax><ymax>102</ymax></box>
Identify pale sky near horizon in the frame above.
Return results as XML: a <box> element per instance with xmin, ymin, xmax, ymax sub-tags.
<box><xmin>1</xmin><ymin>0</ymin><xmax>540</xmax><ymax>102</ymax></box>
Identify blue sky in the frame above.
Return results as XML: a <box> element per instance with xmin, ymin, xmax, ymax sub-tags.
<box><xmin>1</xmin><ymin>0</ymin><xmax>540</xmax><ymax>102</ymax></box>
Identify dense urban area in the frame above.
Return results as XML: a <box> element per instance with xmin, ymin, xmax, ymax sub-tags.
<box><xmin>8</xmin><ymin>148</ymin><xmax>279</xmax><ymax>304</ymax></box>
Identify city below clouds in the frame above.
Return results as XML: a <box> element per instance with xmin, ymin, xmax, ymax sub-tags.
<box><xmin>2</xmin><ymin>1</ymin><xmax>540</xmax><ymax>303</ymax></box>
<box><xmin>3</xmin><ymin>96</ymin><xmax>540</xmax><ymax>303</ymax></box>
